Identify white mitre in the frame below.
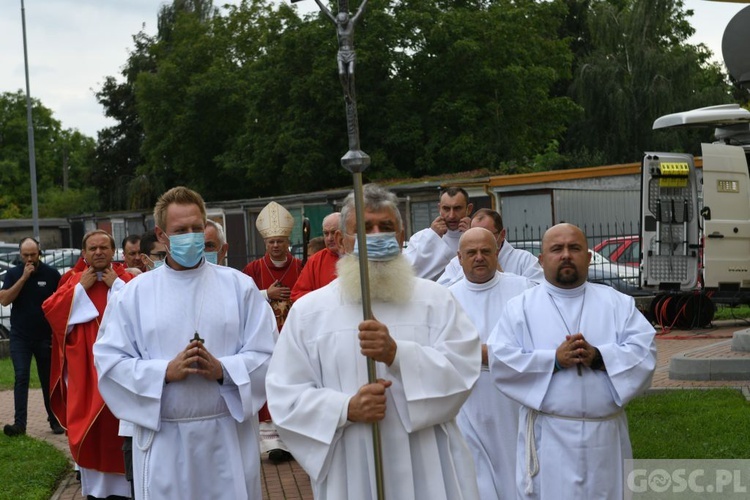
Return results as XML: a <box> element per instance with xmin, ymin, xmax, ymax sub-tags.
<box><xmin>256</xmin><ymin>201</ymin><xmax>294</xmax><ymax>239</ymax></box>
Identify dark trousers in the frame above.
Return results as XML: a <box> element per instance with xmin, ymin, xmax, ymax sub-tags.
<box><xmin>9</xmin><ymin>333</ymin><xmax>55</xmax><ymax>428</ymax></box>
<box><xmin>123</xmin><ymin>436</ymin><xmax>135</xmax><ymax>498</ymax></box>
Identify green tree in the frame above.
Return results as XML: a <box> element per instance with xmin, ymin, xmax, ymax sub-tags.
<box><xmin>395</xmin><ymin>0</ymin><xmax>580</xmax><ymax>175</ymax></box>
<box><xmin>0</xmin><ymin>91</ymin><xmax>96</xmax><ymax>217</ymax></box>
<box><xmin>94</xmin><ymin>1</ymin><xmax>217</xmax><ymax>210</ymax></box>
<box><xmin>39</xmin><ymin>187</ymin><xmax>100</xmax><ymax>218</ymax></box>
<box><xmin>565</xmin><ymin>0</ymin><xmax>733</xmax><ymax>164</ymax></box>
<box><xmin>94</xmin><ymin>30</ymin><xmax>155</xmax><ymax>211</ymax></box>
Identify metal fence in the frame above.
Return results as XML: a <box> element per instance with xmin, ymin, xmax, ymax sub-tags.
<box><xmin>0</xmin><ymin>223</ymin><xmax>645</xmax><ymax>339</ymax></box>
<box><xmin>507</xmin><ymin>221</ymin><xmax>643</xmax><ymax>294</ymax></box>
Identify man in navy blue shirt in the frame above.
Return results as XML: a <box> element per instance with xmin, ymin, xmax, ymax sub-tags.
<box><xmin>0</xmin><ymin>237</ymin><xmax>61</xmax><ymax>436</ymax></box>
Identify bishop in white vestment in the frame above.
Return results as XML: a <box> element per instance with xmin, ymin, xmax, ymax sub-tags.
<box><xmin>487</xmin><ymin>223</ymin><xmax>656</xmax><ymax>499</ymax></box>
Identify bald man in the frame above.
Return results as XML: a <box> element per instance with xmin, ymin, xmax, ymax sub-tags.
<box><xmin>487</xmin><ymin>223</ymin><xmax>656</xmax><ymax>499</ymax></box>
<box><xmin>449</xmin><ymin>228</ymin><xmax>533</xmax><ymax>499</ymax></box>
<box><xmin>290</xmin><ymin>212</ymin><xmax>343</xmax><ymax>301</ymax></box>
<box><xmin>438</xmin><ymin>208</ymin><xmax>542</xmax><ymax>287</ymax></box>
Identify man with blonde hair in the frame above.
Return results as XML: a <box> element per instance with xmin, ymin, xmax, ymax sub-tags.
<box><xmin>94</xmin><ymin>186</ymin><xmax>276</xmax><ymax>499</ymax></box>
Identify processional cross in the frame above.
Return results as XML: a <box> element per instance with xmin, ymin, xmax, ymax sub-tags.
<box><xmin>291</xmin><ymin>1</ymin><xmax>382</xmax><ymax>497</ymax></box>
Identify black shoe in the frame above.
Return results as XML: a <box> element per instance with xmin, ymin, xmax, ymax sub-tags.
<box><xmin>268</xmin><ymin>449</ymin><xmax>294</xmax><ymax>464</ymax></box>
<box><xmin>50</xmin><ymin>421</ymin><xmax>65</xmax><ymax>435</ymax></box>
<box><xmin>3</xmin><ymin>424</ymin><xmax>26</xmax><ymax>437</ymax></box>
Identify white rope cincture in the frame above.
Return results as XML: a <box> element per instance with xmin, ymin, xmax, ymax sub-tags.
<box><xmin>524</xmin><ymin>408</ymin><xmax>624</xmax><ymax>495</ymax></box>
<box><xmin>135</xmin><ymin>426</ymin><xmax>155</xmax><ymax>500</ymax></box>
<box><xmin>524</xmin><ymin>410</ymin><xmax>540</xmax><ymax>495</ymax></box>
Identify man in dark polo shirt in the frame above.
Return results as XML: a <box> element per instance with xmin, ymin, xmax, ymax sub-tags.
<box><xmin>0</xmin><ymin>237</ymin><xmax>62</xmax><ymax>436</ymax></box>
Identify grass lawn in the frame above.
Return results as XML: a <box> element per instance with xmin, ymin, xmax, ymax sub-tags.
<box><xmin>627</xmin><ymin>388</ymin><xmax>750</xmax><ymax>459</ymax></box>
<box><xmin>0</xmin><ymin>358</ymin><xmax>64</xmax><ymax>499</ymax></box>
<box><xmin>714</xmin><ymin>304</ymin><xmax>750</xmax><ymax>322</ymax></box>
<box><xmin>0</xmin><ymin>357</ymin><xmax>40</xmax><ymax>391</ymax></box>
<box><xmin>0</xmin><ymin>434</ymin><xmax>70</xmax><ymax>500</ymax></box>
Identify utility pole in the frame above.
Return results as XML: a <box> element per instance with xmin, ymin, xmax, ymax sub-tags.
<box><xmin>20</xmin><ymin>0</ymin><xmax>40</xmax><ymax>240</ymax></box>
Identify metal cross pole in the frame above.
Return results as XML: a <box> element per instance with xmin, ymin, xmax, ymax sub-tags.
<box><xmin>291</xmin><ymin>1</ymin><xmax>384</xmax><ymax>498</ymax></box>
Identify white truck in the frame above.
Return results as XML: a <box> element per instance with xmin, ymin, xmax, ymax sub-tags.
<box><xmin>640</xmin><ymin>104</ymin><xmax>750</xmax><ymax>327</ymax></box>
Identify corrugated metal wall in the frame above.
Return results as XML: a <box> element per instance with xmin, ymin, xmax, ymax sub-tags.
<box><xmin>554</xmin><ymin>189</ymin><xmax>640</xmax><ymax>230</ymax></box>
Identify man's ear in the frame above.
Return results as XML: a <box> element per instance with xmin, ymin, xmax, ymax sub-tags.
<box><xmin>155</xmin><ymin>227</ymin><xmax>168</xmax><ymax>245</ymax></box>
<box><xmin>334</xmin><ymin>230</ymin><xmax>344</xmax><ymax>250</ymax></box>
<box><xmin>466</xmin><ymin>203</ymin><xmax>474</xmax><ymax>216</ymax></box>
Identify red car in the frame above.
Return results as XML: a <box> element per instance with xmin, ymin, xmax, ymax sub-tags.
<box><xmin>593</xmin><ymin>235</ymin><xmax>640</xmax><ymax>267</ymax></box>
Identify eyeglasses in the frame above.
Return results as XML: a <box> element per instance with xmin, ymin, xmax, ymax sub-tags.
<box><xmin>149</xmin><ymin>251</ymin><xmax>167</xmax><ymax>260</ymax></box>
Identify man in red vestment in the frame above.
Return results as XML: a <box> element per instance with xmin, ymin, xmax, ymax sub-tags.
<box><xmin>43</xmin><ymin>230</ymin><xmax>134</xmax><ymax>500</ymax></box>
<box><xmin>242</xmin><ymin>201</ymin><xmax>302</xmax><ymax>464</ymax></box>
<box><xmin>291</xmin><ymin>212</ymin><xmax>343</xmax><ymax>301</ymax></box>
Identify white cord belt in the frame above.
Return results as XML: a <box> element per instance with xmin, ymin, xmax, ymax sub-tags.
<box><xmin>524</xmin><ymin>408</ymin><xmax>624</xmax><ymax>494</ymax></box>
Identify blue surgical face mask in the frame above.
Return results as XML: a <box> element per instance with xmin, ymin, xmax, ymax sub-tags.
<box><xmin>352</xmin><ymin>232</ymin><xmax>400</xmax><ymax>262</ymax></box>
<box><xmin>204</xmin><ymin>251</ymin><xmax>218</xmax><ymax>265</ymax></box>
<box><xmin>152</xmin><ymin>259</ymin><xmax>165</xmax><ymax>269</ymax></box>
<box><xmin>168</xmin><ymin>233</ymin><xmax>205</xmax><ymax>268</ymax></box>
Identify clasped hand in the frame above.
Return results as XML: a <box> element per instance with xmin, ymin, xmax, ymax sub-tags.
<box><xmin>165</xmin><ymin>339</ymin><xmax>223</xmax><ymax>383</ymax></box>
<box><xmin>555</xmin><ymin>333</ymin><xmax>598</xmax><ymax>369</ymax></box>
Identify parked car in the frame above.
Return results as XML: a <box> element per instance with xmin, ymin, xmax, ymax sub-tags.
<box><xmin>0</xmin><ymin>251</ymin><xmax>23</xmax><ymax>267</ymax></box>
<box><xmin>593</xmin><ymin>235</ymin><xmax>640</xmax><ymax>268</ymax></box>
<box><xmin>511</xmin><ymin>240</ymin><xmax>638</xmax><ymax>287</ymax></box>
<box><xmin>0</xmin><ymin>249</ymin><xmax>16</xmax><ymax>338</ymax></box>
<box><xmin>42</xmin><ymin>248</ymin><xmax>82</xmax><ymax>275</ymax></box>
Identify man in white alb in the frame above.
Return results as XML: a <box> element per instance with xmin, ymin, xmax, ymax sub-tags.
<box><xmin>449</xmin><ymin>227</ymin><xmax>534</xmax><ymax>499</ymax></box>
<box><xmin>439</xmin><ymin>208</ymin><xmax>542</xmax><ymax>287</ymax></box>
<box><xmin>404</xmin><ymin>186</ymin><xmax>473</xmax><ymax>280</ymax></box>
<box><xmin>266</xmin><ymin>183</ymin><xmax>481</xmax><ymax>500</ymax></box>
<box><xmin>487</xmin><ymin>223</ymin><xmax>656</xmax><ymax>499</ymax></box>
<box><xmin>94</xmin><ymin>186</ymin><xmax>276</xmax><ymax>500</ymax></box>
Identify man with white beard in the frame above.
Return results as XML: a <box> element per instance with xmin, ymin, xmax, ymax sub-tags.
<box><xmin>487</xmin><ymin>223</ymin><xmax>656</xmax><ymax>499</ymax></box>
<box><xmin>266</xmin><ymin>183</ymin><xmax>481</xmax><ymax>500</ymax></box>
<box><xmin>449</xmin><ymin>227</ymin><xmax>534</xmax><ymax>499</ymax></box>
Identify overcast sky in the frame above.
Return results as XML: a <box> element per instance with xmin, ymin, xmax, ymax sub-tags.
<box><xmin>0</xmin><ymin>0</ymin><xmax>745</xmax><ymax>139</ymax></box>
